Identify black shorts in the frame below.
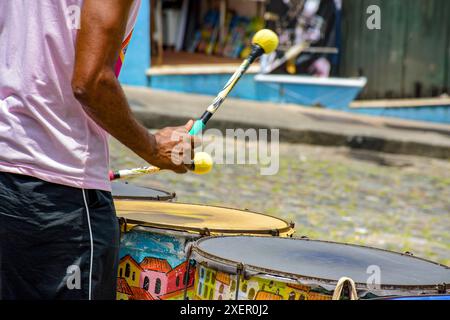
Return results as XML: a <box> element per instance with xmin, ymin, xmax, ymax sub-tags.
<box><xmin>0</xmin><ymin>172</ymin><xmax>119</xmax><ymax>300</ymax></box>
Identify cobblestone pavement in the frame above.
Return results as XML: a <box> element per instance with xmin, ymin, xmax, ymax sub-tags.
<box><xmin>110</xmin><ymin>135</ymin><xmax>450</xmax><ymax>266</ymax></box>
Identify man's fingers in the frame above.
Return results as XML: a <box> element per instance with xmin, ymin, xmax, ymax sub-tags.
<box><xmin>185</xmin><ymin>162</ymin><xmax>195</xmax><ymax>172</ymax></box>
<box><xmin>192</xmin><ymin>136</ymin><xmax>202</xmax><ymax>148</ymax></box>
<box><xmin>184</xmin><ymin>119</ymin><xmax>194</xmax><ymax>131</ymax></box>
<box><xmin>173</xmin><ymin>158</ymin><xmax>189</xmax><ymax>173</ymax></box>
<box><xmin>175</xmin><ymin>167</ymin><xmax>188</xmax><ymax>174</ymax></box>
<box><xmin>155</xmin><ymin>121</ymin><xmax>201</xmax><ymax>175</ymax></box>
<box><xmin>190</xmin><ymin>141</ymin><xmax>195</xmax><ymax>162</ymax></box>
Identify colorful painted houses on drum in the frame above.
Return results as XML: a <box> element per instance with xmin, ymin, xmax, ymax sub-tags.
<box><xmin>194</xmin><ymin>264</ymin><xmax>331</xmax><ymax>301</ymax></box>
<box><xmin>117</xmin><ymin>254</ymin><xmax>195</xmax><ymax>300</ymax></box>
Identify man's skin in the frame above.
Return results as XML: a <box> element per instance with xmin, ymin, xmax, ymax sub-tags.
<box><xmin>72</xmin><ymin>0</ymin><xmax>193</xmax><ymax>173</ymax></box>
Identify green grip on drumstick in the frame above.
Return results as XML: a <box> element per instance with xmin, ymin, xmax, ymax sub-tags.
<box><xmin>189</xmin><ymin>120</ymin><xmax>212</xmax><ymax>174</ymax></box>
<box><xmin>189</xmin><ymin>120</ymin><xmax>206</xmax><ymax>136</ymax></box>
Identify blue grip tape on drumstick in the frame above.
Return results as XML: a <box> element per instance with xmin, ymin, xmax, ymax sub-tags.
<box><xmin>189</xmin><ymin>120</ymin><xmax>206</xmax><ymax>136</ymax></box>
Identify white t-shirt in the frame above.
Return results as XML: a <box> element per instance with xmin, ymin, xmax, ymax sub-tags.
<box><xmin>0</xmin><ymin>0</ymin><xmax>141</xmax><ymax>191</ymax></box>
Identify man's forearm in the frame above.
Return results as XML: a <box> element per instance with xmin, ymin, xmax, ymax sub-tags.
<box><xmin>72</xmin><ymin>68</ymin><xmax>156</xmax><ymax>165</ymax></box>
<box><xmin>72</xmin><ymin>0</ymin><xmax>157</xmax><ymax>165</ymax></box>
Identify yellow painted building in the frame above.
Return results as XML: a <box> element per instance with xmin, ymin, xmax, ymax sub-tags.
<box><xmin>215</xmin><ymin>272</ymin><xmax>234</xmax><ymax>300</ymax></box>
<box><xmin>118</xmin><ymin>254</ymin><xmax>143</xmax><ymax>288</ymax></box>
<box><xmin>193</xmin><ymin>265</ymin><xmax>333</xmax><ymax>301</ymax></box>
<box><xmin>194</xmin><ymin>265</ymin><xmax>217</xmax><ymax>300</ymax></box>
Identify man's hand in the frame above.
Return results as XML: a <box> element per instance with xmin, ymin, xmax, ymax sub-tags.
<box><xmin>150</xmin><ymin>120</ymin><xmax>198</xmax><ymax>174</ymax></box>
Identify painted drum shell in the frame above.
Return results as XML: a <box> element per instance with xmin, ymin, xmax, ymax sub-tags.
<box><xmin>115</xmin><ymin>203</ymin><xmax>295</xmax><ymax>300</ymax></box>
<box><xmin>190</xmin><ymin>236</ymin><xmax>450</xmax><ymax>300</ymax></box>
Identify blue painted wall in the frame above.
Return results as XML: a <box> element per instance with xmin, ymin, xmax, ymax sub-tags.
<box><xmin>119</xmin><ymin>0</ymin><xmax>150</xmax><ymax>86</ymax></box>
<box><xmin>350</xmin><ymin>106</ymin><xmax>450</xmax><ymax>124</ymax></box>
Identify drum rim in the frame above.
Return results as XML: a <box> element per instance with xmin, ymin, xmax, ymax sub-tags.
<box><xmin>113</xmin><ymin>192</ymin><xmax>175</xmax><ymax>201</ymax></box>
<box><xmin>112</xmin><ymin>182</ymin><xmax>176</xmax><ymax>201</ymax></box>
<box><xmin>115</xmin><ymin>202</ymin><xmax>295</xmax><ymax>236</ymax></box>
<box><xmin>192</xmin><ymin>235</ymin><xmax>450</xmax><ymax>292</ymax></box>
<box><xmin>371</xmin><ymin>294</ymin><xmax>450</xmax><ymax>300</ymax></box>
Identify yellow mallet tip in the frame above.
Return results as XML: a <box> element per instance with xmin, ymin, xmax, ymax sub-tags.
<box><xmin>252</xmin><ymin>29</ymin><xmax>279</xmax><ymax>54</ymax></box>
<box><xmin>193</xmin><ymin>152</ymin><xmax>213</xmax><ymax>175</ymax></box>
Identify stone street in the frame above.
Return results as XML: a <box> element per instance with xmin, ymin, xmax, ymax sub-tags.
<box><xmin>110</xmin><ymin>135</ymin><xmax>450</xmax><ymax>266</ymax></box>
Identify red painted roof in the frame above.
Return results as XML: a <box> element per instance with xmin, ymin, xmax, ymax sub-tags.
<box><xmin>129</xmin><ymin>286</ymin><xmax>155</xmax><ymax>300</ymax></box>
<box><xmin>171</xmin><ymin>261</ymin><xmax>187</xmax><ymax>272</ymax></box>
<box><xmin>167</xmin><ymin>261</ymin><xmax>192</xmax><ymax>276</ymax></box>
<box><xmin>308</xmin><ymin>292</ymin><xmax>332</xmax><ymax>300</ymax></box>
<box><xmin>255</xmin><ymin>291</ymin><xmax>283</xmax><ymax>300</ymax></box>
<box><xmin>120</xmin><ymin>254</ymin><xmax>143</xmax><ymax>271</ymax></box>
<box><xmin>159</xmin><ymin>288</ymin><xmax>191</xmax><ymax>300</ymax></box>
<box><xmin>215</xmin><ymin>272</ymin><xmax>231</xmax><ymax>286</ymax></box>
<box><xmin>287</xmin><ymin>283</ymin><xmax>310</xmax><ymax>292</ymax></box>
<box><xmin>140</xmin><ymin>257</ymin><xmax>172</xmax><ymax>273</ymax></box>
<box><xmin>117</xmin><ymin>277</ymin><xmax>133</xmax><ymax>295</ymax></box>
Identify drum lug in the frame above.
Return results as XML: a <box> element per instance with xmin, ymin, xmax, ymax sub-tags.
<box><xmin>289</xmin><ymin>221</ymin><xmax>296</xmax><ymax>229</ymax></box>
<box><xmin>332</xmin><ymin>277</ymin><xmax>358</xmax><ymax>300</ymax></box>
<box><xmin>118</xmin><ymin>217</ymin><xmax>128</xmax><ymax>235</ymax></box>
<box><xmin>183</xmin><ymin>247</ymin><xmax>194</xmax><ymax>301</ymax></box>
<box><xmin>235</xmin><ymin>263</ymin><xmax>246</xmax><ymax>301</ymax></box>
<box><xmin>200</xmin><ymin>228</ymin><xmax>211</xmax><ymax>237</ymax></box>
<box><xmin>437</xmin><ymin>283</ymin><xmax>447</xmax><ymax>294</ymax></box>
<box><xmin>270</xmin><ymin>229</ymin><xmax>280</xmax><ymax>236</ymax></box>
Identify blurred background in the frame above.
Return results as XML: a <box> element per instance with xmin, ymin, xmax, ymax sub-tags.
<box><xmin>114</xmin><ymin>0</ymin><xmax>450</xmax><ymax>265</ymax></box>
<box><xmin>120</xmin><ymin>0</ymin><xmax>450</xmax><ymax>123</ymax></box>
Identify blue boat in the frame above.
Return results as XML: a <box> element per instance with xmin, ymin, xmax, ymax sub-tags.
<box><xmin>147</xmin><ymin>64</ymin><xmax>367</xmax><ymax>109</ymax></box>
<box><xmin>254</xmin><ymin>74</ymin><xmax>367</xmax><ymax>109</ymax></box>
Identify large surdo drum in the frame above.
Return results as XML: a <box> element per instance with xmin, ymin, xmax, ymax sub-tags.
<box><xmin>190</xmin><ymin>236</ymin><xmax>450</xmax><ymax>300</ymax></box>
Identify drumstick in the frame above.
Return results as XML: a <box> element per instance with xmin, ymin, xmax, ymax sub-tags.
<box><xmin>109</xmin><ymin>29</ymin><xmax>280</xmax><ymax>181</ymax></box>
<box><xmin>188</xmin><ymin>29</ymin><xmax>279</xmax><ymax>135</ymax></box>
<box><xmin>109</xmin><ymin>152</ymin><xmax>213</xmax><ymax>180</ymax></box>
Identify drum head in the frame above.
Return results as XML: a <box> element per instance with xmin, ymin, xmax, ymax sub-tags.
<box><xmin>115</xmin><ymin>201</ymin><xmax>294</xmax><ymax>236</ymax></box>
<box><xmin>112</xmin><ymin>182</ymin><xmax>175</xmax><ymax>201</ymax></box>
<box><xmin>194</xmin><ymin>236</ymin><xmax>450</xmax><ymax>288</ymax></box>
